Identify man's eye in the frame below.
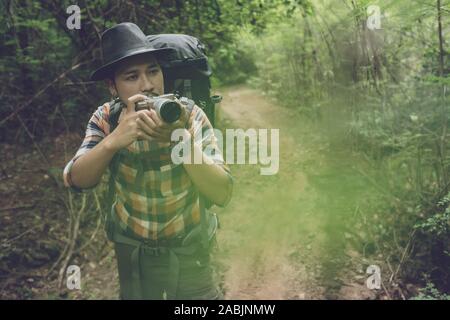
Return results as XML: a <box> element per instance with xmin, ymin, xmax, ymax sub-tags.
<box><xmin>149</xmin><ymin>69</ymin><xmax>159</xmax><ymax>75</ymax></box>
<box><xmin>127</xmin><ymin>75</ymin><xmax>138</xmax><ymax>81</ymax></box>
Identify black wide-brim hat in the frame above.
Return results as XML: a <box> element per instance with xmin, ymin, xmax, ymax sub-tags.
<box><xmin>90</xmin><ymin>23</ymin><xmax>174</xmax><ymax>81</ymax></box>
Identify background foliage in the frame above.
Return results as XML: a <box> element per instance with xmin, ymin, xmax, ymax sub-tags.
<box><xmin>1</xmin><ymin>0</ymin><xmax>449</xmax><ymax>299</ymax></box>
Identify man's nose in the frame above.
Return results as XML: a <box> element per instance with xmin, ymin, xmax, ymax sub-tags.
<box><xmin>140</xmin><ymin>74</ymin><xmax>154</xmax><ymax>93</ymax></box>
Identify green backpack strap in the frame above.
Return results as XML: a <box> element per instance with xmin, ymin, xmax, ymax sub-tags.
<box><xmin>105</xmin><ymin>152</ymin><xmax>121</xmax><ymax>241</ymax></box>
<box><xmin>109</xmin><ymin>97</ymin><xmax>124</xmax><ymax>133</ymax></box>
<box><xmin>104</xmin><ymin>98</ymin><xmax>124</xmax><ymax>241</ymax></box>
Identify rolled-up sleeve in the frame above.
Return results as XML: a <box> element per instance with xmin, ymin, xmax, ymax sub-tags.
<box><xmin>63</xmin><ymin>103</ymin><xmax>111</xmax><ymax>192</ymax></box>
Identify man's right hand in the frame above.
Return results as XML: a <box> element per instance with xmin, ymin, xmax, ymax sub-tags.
<box><xmin>107</xmin><ymin>94</ymin><xmax>156</xmax><ymax>151</ymax></box>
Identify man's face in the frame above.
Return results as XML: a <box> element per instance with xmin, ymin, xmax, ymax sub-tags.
<box><xmin>108</xmin><ymin>53</ymin><xmax>164</xmax><ymax>102</ymax></box>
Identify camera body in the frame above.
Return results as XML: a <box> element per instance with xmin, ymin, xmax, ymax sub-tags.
<box><xmin>135</xmin><ymin>93</ymin><xmax>182</xmax><ymax>123</ymax></box>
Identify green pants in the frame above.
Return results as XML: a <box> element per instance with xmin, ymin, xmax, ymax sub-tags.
<box><xmin>114</xmin><ymin>235</ymin><xmax>223</xmax><ymax>300</ymax></box>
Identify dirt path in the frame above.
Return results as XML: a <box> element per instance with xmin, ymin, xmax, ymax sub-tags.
<box><xmin>212</xmin><ymin>86</ymin><xmax>321</xmax><ymax>299</ymax></box>
<box><xmin>212</xmin><ymin>85</ymin><xmax>379</xmax><ymax>300</ymax></box>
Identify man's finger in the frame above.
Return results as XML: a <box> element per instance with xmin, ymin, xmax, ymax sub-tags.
<box><xmin>126</xmin><ymin>94</ymin><xmax>148</xmax><ymax>114</ymax></box>
<box><xmin>136</xmin><ymin>117</ymin><xmax>161</xmax><ymax>137</ymax></box>
<box><xmin>137</xmin><ymin>111</ymin><xmax>166</xmax><ymax>134</ymax></box>
<box><xmin>170</xmin><ymin>106</ymin><xmax>190</xmax><ymax>129</ymax></box>
<box><xmin>136</xmin><ymin>128</ymin><xmax>154</xmax><ymax>141</ymax></box>
<box><xmin>146</xmin><ymin>109</ymin><xmax>174</xmax><ymax>135</ymax></box>
<box><xmin>147</xmin><ymin>109</ymin><xmax>164</xmax><ymax>127</ymax></box>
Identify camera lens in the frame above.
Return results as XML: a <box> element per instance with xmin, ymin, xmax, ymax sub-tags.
<box><xmin>159</xmin><ymin>101</ymin><xmax>181</xmax><ymax>123</ymax></box>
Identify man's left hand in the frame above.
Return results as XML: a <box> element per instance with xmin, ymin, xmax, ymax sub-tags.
<box><xmin>136</xmin><ymin>102</ymin><xmax>194</xmax><ymax>143</ymax></box>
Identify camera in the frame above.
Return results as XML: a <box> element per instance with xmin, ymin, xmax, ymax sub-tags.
<box><xmin>135</xmin><ymin>93</ymin><xmax>182</xmax><ymax>123</ymax></box>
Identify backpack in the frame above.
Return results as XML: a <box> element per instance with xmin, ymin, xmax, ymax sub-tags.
<box><xmin>146</xmin><ymin>33</ymin><xmax>222</xmax><ymax>127</ymax></box>
<box><xmin>105</xmin><ymin>34</ymin><xmax>221</xmax><ymax>248</ymax></box>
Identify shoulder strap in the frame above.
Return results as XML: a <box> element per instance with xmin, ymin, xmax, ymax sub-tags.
<box><xmin>109</xmin><ymin>98</ymin><xmax>124</xmax><ymax>134</ymax></box>
<box><xmin>104</xmin><ymin>98</ymin><xmax>123</xmax><ymax>240</ymax></box>
<box><xmin>104</xmin><ymin>149</ymin><xmax>122</xmax><ymax>241</ymax></box>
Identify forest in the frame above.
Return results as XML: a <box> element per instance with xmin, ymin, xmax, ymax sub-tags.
<box><xmin>0</xmin><ymin>0</ymin><xmax>449</xmax><ymax>300</ymax></box>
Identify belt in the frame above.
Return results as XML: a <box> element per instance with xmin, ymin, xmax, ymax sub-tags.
<box><xmin>113</xmin><ymin>228</ymin><xmax>201</xmax><ymax>300</ymax></box>
<box><xmin>110</xmin><ymin>200</ymin><xmax>219</xmax><ymax>299</ymax></box>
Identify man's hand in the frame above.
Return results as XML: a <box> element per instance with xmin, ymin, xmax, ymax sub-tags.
<box><xmin>107</xmin><ymin>95</ymin><xmax>195</xmax><ymax>150</ymax></box>
<box><xmin>136</xmin><ymin>98</ymin><xmax>195</xmax><ymax>143</ymax></box>
<box><xmin>107</xmin><ymin>94</ymin><xmax>157</xmax><ymax>151</ymax></box>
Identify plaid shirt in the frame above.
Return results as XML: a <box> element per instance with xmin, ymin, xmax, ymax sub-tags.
<box><xmin>63</xmin><ymin>101</ymin><xmax>232</xmax><ymax>240</ymax></box>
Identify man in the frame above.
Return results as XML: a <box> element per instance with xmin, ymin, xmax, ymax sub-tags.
<box><xmin>63</xmin><ymin>23</ymin><xmax>233</xmax><ymax>299</ymax></box>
